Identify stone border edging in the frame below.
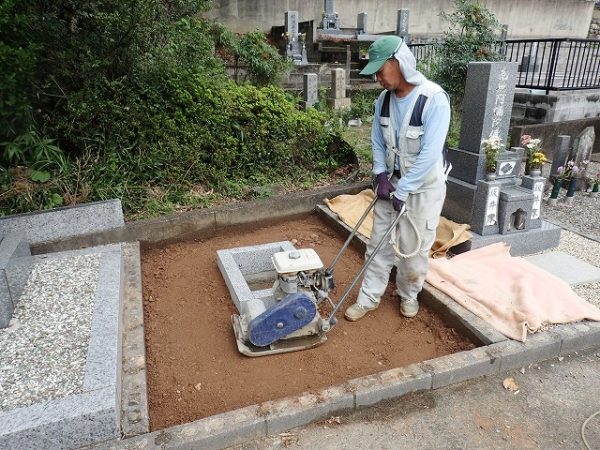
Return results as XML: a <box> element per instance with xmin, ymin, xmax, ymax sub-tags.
<box><xmin>120</xmin><ymin>243</ymin><xmax>150</xmax><ymax>438</ymax></box>
<box><xmin>0</xmin><ymin>245</ymin><xmax>123</xmax><ymax>450</ymax></box>
<box><xmin>91</xmin><ymin>323</ymin><xmax>600</xmax><ymax>450</ymax></box>
<box><xmin>89</xmin><ymin>202</ymin><xmax>600</xmax><ymax>450</ymax></box>
<box><xmin>34</xmin><ymin>182</ymin><xmax>372</xmax><ymax>255</ymax></box>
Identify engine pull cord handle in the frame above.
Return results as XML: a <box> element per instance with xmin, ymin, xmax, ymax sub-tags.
<box><xmin>326</xmin><ymin>204</ymin><xmax>406</xmax><ymax>328</ymax></box>
<box><xmin>325</xmin><ymin>192</ymin><xmax>378</xmax><ymax>274</ymax></box>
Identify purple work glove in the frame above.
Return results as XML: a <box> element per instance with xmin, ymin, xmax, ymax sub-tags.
<box><xmin>375</xmin><ymin>172</ymin><xmax>395</xmax><ymax>200</ymax></box>
<box><xmin>392</xmin><ymin>195</ymin><xmax>405</xmax><ymax>213</ymax></box>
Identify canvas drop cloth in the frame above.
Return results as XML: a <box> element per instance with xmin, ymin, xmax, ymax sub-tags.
<box><xmin>426</xmin><ymin>243</ymin><xmax>600</xmax><ymax>341</ymax></box>
<box><xmin>323</xmin><ymin>189</ymin><xmax>472</xmax><ymax>258</ymax></box>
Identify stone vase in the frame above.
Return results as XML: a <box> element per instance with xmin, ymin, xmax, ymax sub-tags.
<box><xmin>591</xmin><ymin>183</ymin><xmax>600</xmax><ymax>198</ymax></box>
<box><xmin>547</xmin><ymin>197</ymin><xmax>558</xmax><ymax>206</ymax></box>
<box><xmin>485</xmin><ymin>171</ymin><xmax>497</xmax><ymax>181</ymax></box>
<box><xmin>530</xmin><ymin>168</ymin><xmax>542</xmax><ymax>177</ymax></box>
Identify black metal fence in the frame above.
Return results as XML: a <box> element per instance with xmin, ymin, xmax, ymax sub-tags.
<box><xmin>408</xmin><ymin>38</ymin><xmax>600</xmax><ymax>93</ymax></box>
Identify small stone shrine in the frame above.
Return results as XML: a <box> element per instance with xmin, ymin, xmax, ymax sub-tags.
<box><xmin>443</xmin><ymin>61</ymin><xmax>560</xmax><ymax>256</ymax></box>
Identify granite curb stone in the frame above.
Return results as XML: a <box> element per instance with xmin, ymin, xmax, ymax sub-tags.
<box><xmin>0</xmin><ymin>244</ymin><xmax>123</xmax><ymax>449</ymax></box>
<box><xmin>346</xmin><ymin>364</ymin><xmax>432</xmax><ymax>408</ymax></box>
<box><xmin>262</xmin><ymin>386</ymin><xmax>354</xmax><ymax>435</ymax></box>
<box><xmin>120</xmin><ymin>242</ymin><xmax>150</xmax><ymax>438</ymax></box>
<box><xmin>422</xmin><ymin>347</ymin><xmax>501</xmax><ymax>389</ymax></box>
<box><xmin>0</xmin><ymin>199</ymin><xmax>124</xmax><ymax>246</ymax></box>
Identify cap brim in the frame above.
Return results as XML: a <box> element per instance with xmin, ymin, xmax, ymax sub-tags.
<box><xmin>359</xmin><ymin>59</ymin><xmax>386</xmax><ymax>76</ymax></box>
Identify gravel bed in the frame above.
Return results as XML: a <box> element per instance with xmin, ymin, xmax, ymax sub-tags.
<box><xmin>0</xmin><ymin>253</ymin><xmax>100</xmax><ymax>413</ymax></box>
<box><xmin>540</xmin><ymin>160</ymin><xmax>600</xmax><ymax>241</ymax></box>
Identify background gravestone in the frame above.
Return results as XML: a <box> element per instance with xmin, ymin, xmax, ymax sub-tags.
<box><xmin>396</xmin><ymin>9</ymin><xmax>410</xmax><ymax>42</ymax></box>
<box><xmin>550</xmin><ymin>135</ymin><xmax>571</xmax><ymax>176</ymax></box>
<box><xmin>571</xmin><ymin>126</ymin><xmax>595</xmax><ymax>185</ymax></box>
<box><xmin>357</xmin><ymin>12</ymin><xmax>367</xmax><ymax>34</ymax></box>
<box><xmin>301</xmin><ymin>73</ymin><xmax>318</xmax><ymax>110</ymax></box>
<box><xmin>327</xmin><ymin>68</ymin><xmax>350</xmax><ymax>110</ymax></box>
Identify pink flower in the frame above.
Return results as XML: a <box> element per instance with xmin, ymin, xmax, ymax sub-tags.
<box><xmin>520</xmin><ymin>135</ymin><xmax>531</xmax><ymax>146</ymax></box>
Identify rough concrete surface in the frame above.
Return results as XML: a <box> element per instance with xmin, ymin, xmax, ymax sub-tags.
<box><xmin>230</xmin><ymin>349</ymin><xmax>600</xmax><ymax>450</ymax></box>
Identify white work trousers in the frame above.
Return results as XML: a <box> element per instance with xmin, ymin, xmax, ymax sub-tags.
<box><xmin>356</xmin><ymin>180</ymin><xmax>446</xmax><ymax>308</ymax></box>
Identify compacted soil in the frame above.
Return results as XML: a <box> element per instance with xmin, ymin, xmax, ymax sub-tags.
<box><xmin>141</xmin><ymin>213</ymin><xmax>476</xmax><ymax>430</ymax></box>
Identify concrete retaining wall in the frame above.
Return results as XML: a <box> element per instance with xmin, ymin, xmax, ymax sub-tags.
<box><xmin>204</xmin><ymin>0</ymin><xmax>594</xmax><ymax>39</ymax></box>
<box><xmin>512</xmin><ymin>89</ymin><xmax>600</xmax><ymax>126</ymax></box>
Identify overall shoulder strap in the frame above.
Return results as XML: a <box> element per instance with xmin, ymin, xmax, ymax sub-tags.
<box><xmin>379</xmin><ymin>90</ymin><xmax>392</xmax><ymax>127</ymax></box>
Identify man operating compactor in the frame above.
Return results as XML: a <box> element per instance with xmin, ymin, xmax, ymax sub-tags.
<box><xmin>345</xmin><ymin>35</ymin><xmax>451</xmax><ymax>322</ymax></box>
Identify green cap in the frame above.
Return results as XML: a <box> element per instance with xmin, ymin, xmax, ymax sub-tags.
<box><xmin>360</xmin><ymin>36</ymin><xmax>403</xmax><ymax>76</ymax></box>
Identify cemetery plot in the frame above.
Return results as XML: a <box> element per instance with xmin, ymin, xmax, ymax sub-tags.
<box><xmin>140</xmin><ymin>214</ymin><xmax>477</xmax><ymax>430</ymax></box>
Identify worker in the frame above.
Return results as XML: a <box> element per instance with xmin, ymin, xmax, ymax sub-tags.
<box><xmin>345</xmin><ymin>35</ymin><xmax>451</xmax><ymax>321</ymax></box>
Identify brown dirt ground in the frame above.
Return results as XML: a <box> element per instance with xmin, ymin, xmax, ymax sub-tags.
<box><xmin>141</xmin><ymin>213</ymin><xmax>476</xmax><ymax>431</ymax></box>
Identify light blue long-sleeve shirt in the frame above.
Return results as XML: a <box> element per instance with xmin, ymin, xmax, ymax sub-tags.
<box><xmin>371</xmin><ymin>87</ymin><xmax>451</xmax><ymax>201</ymax></box>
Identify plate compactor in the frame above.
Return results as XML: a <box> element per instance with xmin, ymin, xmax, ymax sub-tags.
<box><xmin>220</xmin><ymin>196</ymin><xmax>414</xmax><ymax>357</ymax></box>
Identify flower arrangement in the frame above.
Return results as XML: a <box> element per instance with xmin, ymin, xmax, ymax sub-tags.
<box><xmin>556</xmin><ymin>159</ymin><xmax>589</xmax><ymax>181</ymax></box>
<box><xmin>482</xmin><ymin>137</ymin><xmax>501</xmax><ymax>173</ymax></box>
<box><xmin>520</xmin><ymin>135</ymin><xmax>547</xmax><ymax>172</ymax></box>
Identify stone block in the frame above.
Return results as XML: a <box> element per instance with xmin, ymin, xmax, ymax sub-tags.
<box><xmin>459</xmin><ymin>62</ymin><xmax>519</xmax><ymax>153</ymax></box>
<box><xmin>422</xmin><ymin>347</ymin><xmax>500</xmax><ymax>389</ymax></box>
<box><xmin>471</xmin><ymin>180</ymin><xmax>501</xmax><ymax>236</ymax></box>
<box><xmin>347</xmin><ymin>364</ymin><xmax>431</xmax><ymax>407</ymax></box>
<box><xmin>497</xmin><ymin>147</ymin><xmax>524</xmax><ymax>179</ymax></box>
<box><xmin>498</xmin><ymin>186</ymin><xmax>535</xmax><ymax>234</ymax></box>
<box><xmin>442</xmin><ymin>177</ymin><xmax>476</xmax><ymax>225</ymax></box>
<box><xmin>470</xmin><ymin>220</ymin><xmax>561</xmax><ymax>256</ymax></box>
<box><xmin>329</xmin><ymin>68</ymin><xmax>346</xmax><ymax>99</ymax></box>
<box><xmin>554</xmin><ymin>322</ymin><xmax>600</xmax><ymax>355</ymax></box>
<box><xmin>520</xmin><ymin>175</ymin><xmax>545</xmax><ymax>229</ymax></box>
<box><xmin>550</xmin><ymin>135</ymin><xmax>571</xmax><ymax>176</ymax></box>
<box><xmin>302</xmin><ymin>73</ymin><xmax>318</xmax><ymax>110</ymax></box>
<box><xmin>216</xmin><ymin>241</ymin><xmax>295</xmax><ymax>314</ymax></box>
<box><xmin>357</xmin><ymin>12</ymin><xmax>368</xmax><ymax>33</ymax></box>
<box><xmin>263</xmin><ymin>386</ymin><xmax>353</xmax><ymax>435</ymax></box>
<box><xmin>0</xmin><ymin>386</ymin><xmax>119</xmax><ymax>450</ymax></box>
<box><xmin>487</xmin><ymin>332</ymin><xmax>561</xmax><ymax>371</ymax></box>
<box><xmin>446</xmin><ymin>147</ymin><xmax>486</xmax><ymax>185</ymax></box>
<box><xmin>0</xmin><ymin>199</ymin><xmax>124</xmax><ymax>246</ymax></box>
<box><xmin>150</xmin><ymin>405</ymin><xmax>266</xmax><ymax>450</ymax></box>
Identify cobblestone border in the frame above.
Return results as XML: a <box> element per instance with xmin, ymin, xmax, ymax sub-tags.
<box><xmin>120</xmin><ymin>243</ymin><xmax>150</xmax><ymax>438</ymax></box>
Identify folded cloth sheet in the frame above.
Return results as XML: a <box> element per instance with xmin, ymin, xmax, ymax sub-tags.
<box><xmin>426</xmin><ymin>242</ymin><xmax>600</xmax><ymax>341</ymax></box>
<box><xmin>324</xmin><ymin>189</ymin><xmax>472</xmax><ymax>258</ymax></box>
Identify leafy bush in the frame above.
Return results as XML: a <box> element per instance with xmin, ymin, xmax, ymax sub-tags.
<box><xmin>0</xmin><ymin>1</ymin><xmax>352</xmax><ymax>218</ymax></box>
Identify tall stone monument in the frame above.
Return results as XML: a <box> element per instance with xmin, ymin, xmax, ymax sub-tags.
<box><xmin>396</xmin><ymin>9</ymin><xmax>410</xmax><ymax>43</ymax></box>
<box><xmin>284</xmin><ymin>11</ymin><xmax>307</xmax><ymax>65</ymax></box>
<box><xmin>443</xmin><ymin>62</ymin><xmax>560</xmax><ymax>256</ymax></box>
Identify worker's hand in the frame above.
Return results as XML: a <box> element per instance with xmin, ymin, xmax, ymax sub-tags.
<box><xmin>375</xmin><ymin>172</ymin><xmax>395</xmax><ymax>200</ymax></box>
<box><xmin>392</xmin><ymin>195</ymin><xmax>405</xmax><ymax>213</ymax></box>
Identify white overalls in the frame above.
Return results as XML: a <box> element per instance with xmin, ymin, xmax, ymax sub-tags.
<box><xmin>357</xmin><ymin>80</ymin><xmax>448</xmax><ymax>308</ymax></box>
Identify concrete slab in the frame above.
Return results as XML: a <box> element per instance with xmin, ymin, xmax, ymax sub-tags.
<box><xmin>525</xmin><ymin>251</ymin><xmax>600</xmax><ymax>285</ymax></box>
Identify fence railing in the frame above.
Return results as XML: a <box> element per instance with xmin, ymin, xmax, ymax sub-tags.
<box><xmin>408</xmin><ymin>38</ymin><xmax>600</xmax><ymax>93</ymax></box>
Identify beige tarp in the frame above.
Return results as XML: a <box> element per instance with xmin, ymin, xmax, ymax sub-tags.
<box><xmin>426</xmin><ymin>243</ymin><xmax>600</xmax><ymax>341</ymax></box>
<box><xmin>323</xmin><ymin>189</ymin><xmax>472</xmax><ymax>258</ymax></box>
